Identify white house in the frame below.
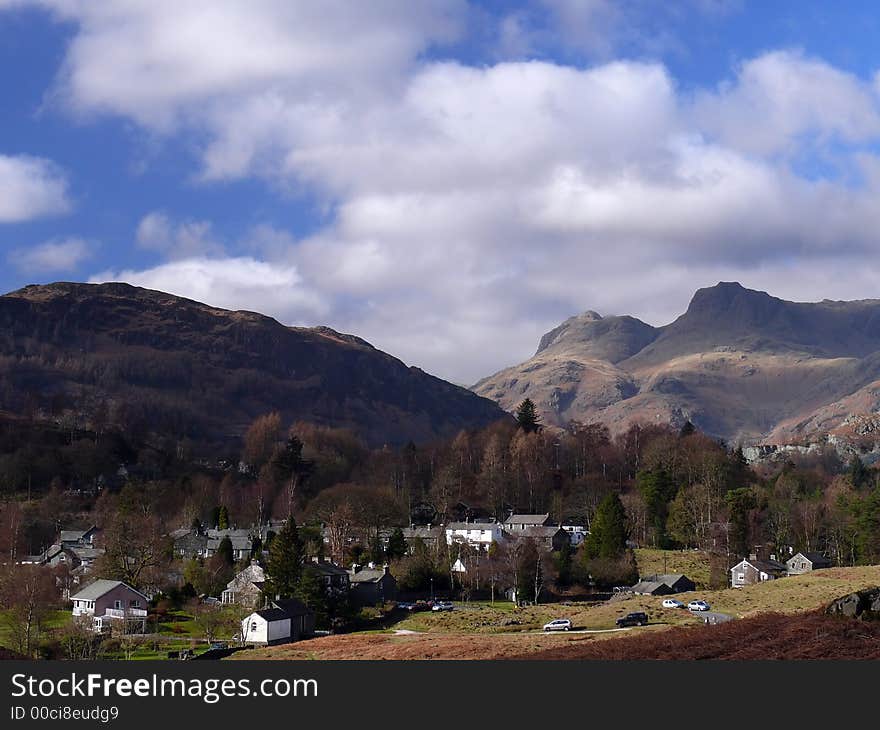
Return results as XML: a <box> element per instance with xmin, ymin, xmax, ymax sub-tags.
<box><xmin>561</xmin><ymin>525</ymin><xmax>588</xmax><ymax>547</ymax></box>
<box><xmin>240</xmin><ymin>598</ymin><xmax>315</xmax><ymax>646</ymax></box>
<box><xmin>445</xmin><ymin>521</ymin><xmax>505</xmax><ymax>551</ymax></box>
<box><xmin>730</xmin><ymin>557</ymin><xmax>787</xmax><ymax>588</ymax></box>
<box><xmin>70</xmin><ymin>579</ymin><xmax>148</xmax><ymax>633</ymax></box>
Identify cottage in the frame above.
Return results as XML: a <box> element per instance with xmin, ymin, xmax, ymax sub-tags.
<box><xmin>308</xmin><ymin>559</ymin><xmax>351</xmax><ymax>597</ymax></box>
<box><xmin>221</xmin><ymin>563</ymin><xmax>266</xmax><ymax>607</ymax></box>
<box><xmin>348</xmin><ymin>564</ymin><xmax>397</xmax><ymax>606</ymax></box>
<box><xmin>504</xmin><ymin>526</ymin><xmax>569</xmax><ymax>552</ymax></box>
<box><xmin>786</xmin><ymin>552</ymin><xmax>832</xmax><ymax>575</ymax></box>
<box><xmin>70</xmin><ymin>579</ymin><xmax>148</xmax><ymax>633</ymax></box>
<box><xmin>730</xmin><ymin>557</ymin><xmax>787</xmax><ymax>587</ymax></box>
<box><xmin>240</xmin><ymin>598</ymin><xmax>315</xmax><ymax>646</ymax></box>
<box><xmin>561</xmin><ymin>525</ymin><xmax>588</xmax><ymax>547</ymax></box>
<box><xmin>503</xmin><ymin>514</ymin><xmax>552</xmax><ymax>531</ymax></box>
<box><xmin>446</xmin><ymin>521</ymin><xmax>505</xmax><ymax>551</ymax></box>
<box><xmin>640</xmin><ymin>573</ymin><xmax>696</xmax><ymax>593</ymax></box>
<box><xmin>630</xmin><ymin>580</ymin><xmax>674</xmax><ymax>596</ymax></box>
<box><xmin>402</xmin><ymin>525</ymin><xmax>444</xmax><ymax>553</ymax></box>
<box><xmin>60</xmin><ymin>526</ymin><xmax>100</xmax><ymax>548</ymax></box>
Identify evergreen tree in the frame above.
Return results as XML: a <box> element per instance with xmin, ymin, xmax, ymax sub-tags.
<box><xmin>514</xmin><ymin>398</ymin><xmax>541</xmax><ymax>434</ymax></box>
<box><xmin>636</xmin><ymin>468</ymin><xmax>677</xmax><ymax>548</ymax></box>
<box><xmin>216</xmin><ymin>505</ymin><xmax>229</xmax><ymax>530</ymax></box>
<box><xmin>216</xmin><ymin>536</ymin><xmax>234</xmax><ymax>566</ymax></box>
<box><xmin>386</xmin><ymin>527</ymin><xmax>408</xmax><ymax>561</ymax></box>
<box><xmin>264</xmin><ymin>520</ymin><xmax>304</xmax><ymax>599</ymax></box>
<box><xmin>848</xmin><ymin>455</ymin><xmax>869</xmax><ymax>490</ymax></box>
<box><xmin>295</xmin><ymin>564</ymin><xmax>329</xmax><ymax>628</ymax></box>
<box><xmin>584</xmin><ymin>493</ymin><xmax>628</xmax><ymax>559</ymax></box>
<box><xmin>725</xmin><ymin>487</ymin><xmax>756</xmax><ymax>558</ymax></box>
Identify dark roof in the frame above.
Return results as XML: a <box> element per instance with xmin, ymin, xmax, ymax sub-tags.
<box><xmin>254</xmin><ymin>598</ymin><xmax>312</xmax><ymax>622</ymax></box>
<box><xmin>348</xmin><ymin>568</ymin><xmax>389</xmax><ymax>583</ymax></box>
<box><xmin>630</xmin><ymin>581</ymin><xmax>672</xmax><ymax>595</ymax></box>
<box><xmin>506</xmin><ymin>526</ymin><xmax>565</xmax><ymax>540</ymax></box>
<box><xmin>796</xmin><ymin>552</ymin><xmax>831</xmax><ymax>565</ymax></box>
<box><xmin>734</xmin><ymin>558</ymin><xmax>786</xmax><ymax>573</ymax></box>
<box><xmin>642</xmin><ymin>573</ymin><xmax>693</xmax><ymax>586</ymax></box>
<box><xmin>308</xmin><ymin>561</ymin><xmax>349</xmax><ymax>577</ymax></box>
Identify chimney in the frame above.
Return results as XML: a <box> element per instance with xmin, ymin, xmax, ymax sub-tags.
<box><xmin>749</xmin><ymin>551</ymin><xmax>757</xmax><ymax>562</ymax></box>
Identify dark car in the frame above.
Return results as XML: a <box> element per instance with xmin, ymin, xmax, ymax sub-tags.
<box><xmin>615</xmin><ymin>611</ymin><xmax>648</xmax><ymax>627</ymax></box>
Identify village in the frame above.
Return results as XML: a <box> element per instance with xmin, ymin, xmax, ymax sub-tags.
<box><xmin>0</xmin><ymin>505</ymin><xmax>855</xmax><ymax>660</ymax></box>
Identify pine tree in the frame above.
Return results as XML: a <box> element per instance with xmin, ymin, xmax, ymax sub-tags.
<box><xmin>216</xmin><ymin>536</ymin><xmax>234</xmax><ymax>566</ymax></box>
<box><xmin>386</xmin><ymin>527</ymin><xmax>407</xmax><ymax>561</ymax></box>
<box><xmin>584</xmin><ymin>493</ymin><xmax>628</xmax><ymax>559</ymax></box>
<box><xmin>264</xmin><ymin>520</ymin><xmax>303</xmax><ymax>599</ymax></box>
<box><xmin>514</xmin><ymin>398</ymin><xmax>541</xmax><ymax>433</ymax></box>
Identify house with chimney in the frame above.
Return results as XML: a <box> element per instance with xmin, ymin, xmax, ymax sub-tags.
<box><xmin>402</xmin><ymin>524</ymin><xmax>444</xmax><ymax>553</ymax></box>
<box><xmin>446</xmin><ymin>520</ymin><xmax>505</xmax><ymax>552</ymax></box>
<box><xmin>730</xmin><ymin>554</ymin><xmax>787</xmax><ymax>587</ymax></box>
<box><xmin>786</xmin><ymin>552</ymin><xmax>832</xmax><ymax>575</ymax></box>
<box><xmin>221</xmin><ymin>563</ymin><xmax>266</xmax><ymax>607</ymax></box>
<box><xmin>503</xmin><ymin>514</ymin><xmax>553</xmax><ymax>531</ymax></box>
<box><xmin>347</xmin><ymin>564</ymin><xmax>397</xmax><ymax>606</ymax></box>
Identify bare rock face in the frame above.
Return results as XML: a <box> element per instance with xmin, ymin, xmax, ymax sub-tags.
<box><xmin>826</xmin><ymin>589</ymin><xmax>880</xmax><ymax>619</ymax></box>
<box><xmin>473</xmin><ymin>282</ymin><xmax>880</xmax><ymax>444</ymax></box>
<box><xmin>0</xmin><ymin>282</ymin><xmax>507</xmax><ymax>447</ymax></box>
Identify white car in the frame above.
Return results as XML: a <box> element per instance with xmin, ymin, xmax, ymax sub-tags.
<box><xmin>687</xmin><ymin>600</ymin><xmax>710</xmax><ymax>611</ymax></box>
<box><xmin>431</xmin><ymin>601</ymin><xmax>454</xmax><ymax>612</ymax></box>
<box><xmin>662</xmin><ymin>598</ymin><xmax>684</xmax><ymax>609</ymax></box>
<box><xmin>543</xmin><ymin>618</ymin><xmax>572</xmax><ymax>632</ymax></box>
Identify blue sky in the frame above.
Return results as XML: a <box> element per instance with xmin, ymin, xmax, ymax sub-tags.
<box><xmin>5</xmin><ymin>1</ymin><xmax>880</xmax><ymax>384</ymax></box>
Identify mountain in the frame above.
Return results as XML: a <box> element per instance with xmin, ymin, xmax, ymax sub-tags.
<box><xmin>0</xmin><ymin>282</ymin><xmax>506</xmax><ymax>447</ymax></box>
<box><xmin>473</xmin><ymin>282</ymin><xmax>880</xmax><ymax>445</ymax></box>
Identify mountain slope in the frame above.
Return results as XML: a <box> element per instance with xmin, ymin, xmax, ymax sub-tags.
<box><xmin>0</xmin><ymin>282</ymin><xmax>506</xmax><ymax>447</ymax></box>
<box><xmin>473</xmin><ymin>282</ymin><xmax>880</xmax><ymax>444</ymax></box>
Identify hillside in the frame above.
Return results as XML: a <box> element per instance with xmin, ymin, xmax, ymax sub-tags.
<box><xmin>0</xmin><ymin>282</ymin><xmax>506</xmax><ymax>448</ymax></box>
<box><xmin>474</xmin><ymin>282</ymin><xmax>880</xmax><ymax>445</ymax></box>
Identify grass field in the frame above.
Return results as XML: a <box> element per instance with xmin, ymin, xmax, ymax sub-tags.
<box><xmin>634</xmin><ymin>548</ymin><xmax>712</xmax><ymax>588</ymax></box>
<box><xmin>233</xmin><ymin>565</ymin><xmax>880</xmax><ymax>660</ymax></box>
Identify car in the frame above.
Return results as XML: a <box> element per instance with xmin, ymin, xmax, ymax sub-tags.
<box><xmin>208</xmin><ymin>642</ymin><xmax>228</xmax><ymax>650</ymax></box>
<box><xmin>688</xmin><ymin>600</ymin><xmax>711</xmax><ymax>611</ymax></box>
<box><xmin>431</xmin><ymin>601</ymin><xmax>454</xmax><ymax>612</ymax></box>
<box><xmin>615</xmin><ymin>611</ymin><xmax>648</xmax><ymax>627</ymax></box>
<box><xmin>397</xmin><ymin>602</ymin><xmax>414</xmax><ymax>610</ymax></box>
<box><xmin>543</xmin><ymin>618</ymin><xmax>573</xmax><ymax>632</ymax></box>
<box><xmin>662</xmin><ymin>598</ymin><xmax>684</xmax><ymax>609</ymax></box>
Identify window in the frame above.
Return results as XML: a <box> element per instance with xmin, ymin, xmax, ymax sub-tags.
<box><xmin>114</xmin><ymin>600</ymin><xmax>122</xmax><ymax>609</ymax></box>
<box><xmin>251</xmin><ymin>622</ymin><xmax>258</xmax><ymax>632</ymax></box>
<box><xmin>130</xmin><ymin>599</ymin><xmax>140</xmax><ymax>608</ymax></box>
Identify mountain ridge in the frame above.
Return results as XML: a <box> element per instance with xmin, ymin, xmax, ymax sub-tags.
<box><xmin>0</xmin><ymin>281</ymin><xmax>508</xmax><ymax>448</ymax></box>
<box><xmin>473</xmin><ymin>282</ymin><xmax>880</xmax><ymax>445</ymax></box>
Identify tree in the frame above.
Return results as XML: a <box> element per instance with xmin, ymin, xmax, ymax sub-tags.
<box><xmin>386</xmin><ymin>527</ymin><xmax>407</xmax><ymax>561</ymax></box>
<box><xmin>264</xmin><ymin>520</ymin><xmax>303</xmax><ymax>599</ymax></box>
<box><xmin>636</xmin><ymin>468</ymin><xmax>677</xmax><ymax>548</ymax></box>
<box><xmin>190</xmin><ymin>601</ymin><xmax>232</xmax><ymax>644</ymax></box>
<box><xmin>271</xmin><ymin>434</ymin><xmax>312</xmax><ymax>519</ymax></box>
<box><xmin>242</xmin><ymin>412</ymin><xmax>282</xmax><ymax>469</ymax></box>
<box><xmin>848</xmin><ymin>455</ymin><xmax>870</xmax><ymax>490</ymax></box>
<box><xmin>514</xmin><ymin>398</ymin><xmax>541</xmax><ymax>434</ymax></box>
<box><xmin>726</xmin><ymin>487</ymin><xmax>756</xmax><ymax>558</ymax></box>
<box><xmin>216</xmin><ymin>536</ymin><xmax>234</xmax><ymax>567</ymax></box>
<box><xmin>584</xmin><ymin>493</ymin><xmax>628</xmax><ymax>560</ymax></box>
<box><xmin>0</xmin><ymin>565</ymin><xmax>55</xmax><ymax>657</ymax></box>
<box><xmin>215</xmin><ymin>505</ymin><xmax>229</xmax><ymax>530</ymax></box>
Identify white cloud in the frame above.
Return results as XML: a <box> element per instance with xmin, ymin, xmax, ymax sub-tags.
<box><xmin>0</xmin><ymin>154</ymin><xmax>70</xmax><ymax>222</ymax></box>
<box><xmin>135</xmin><ymin>211</ymin><xmax>223</xmax><ymax>259</ymax></box>
<box><xmin>18</xmin><ymin>2</ymin><xmax>880</xmax><ymax>382</ymax></box>
<box><xmin>89</xmin><ymin>257</ymin><xmax>328</xmax><ymax>323</ymax></box>
<box><xmin>9</xmin><ymin>237</ymin><xmax>92</xmax><ymax>274</ymax></box>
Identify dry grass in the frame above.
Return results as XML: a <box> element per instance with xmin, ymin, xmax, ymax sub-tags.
<box><xmin>230</xmin><ymin>565</ymin><xmax>880</xmax><ymax>659</ymax></box>
<box><xmin>634</xmin><ymin>548</ymin><xmax>712</xmax><ymax>588</ymax></box>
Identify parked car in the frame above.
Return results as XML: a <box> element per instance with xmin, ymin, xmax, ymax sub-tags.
<box><xmin>615</xmin><ymin>611</ymin><xmax>648</xmax><ymax>627</ymax></box>
<box><xmin>688</xmin><ymin>600</ymin><xmax>711</xmax><ymax>611</ymax></box>
<box><xmin>662</xmin><ymin>598</ymin><xmax>685</xmax><ymax>609</ymax></box>
<box><xmin>431</xmin><ymin>601</ymin><xmax>454</xmax><ymax>612</ymax></box>
<box><xmin>208</xmin><ymin>642</ymin><xmax>228</xmax><ymax>650</ymax></box>
<box><xmin>543</xmin><ymin>618</ymin><xmax>572</xmax><ymax>632</ymax></box>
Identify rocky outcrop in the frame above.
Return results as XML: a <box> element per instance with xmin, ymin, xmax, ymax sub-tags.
<box><xmin>826</xmin><ymin>588</ymin><xmax>880</xmax><ymax>619</ymax></box>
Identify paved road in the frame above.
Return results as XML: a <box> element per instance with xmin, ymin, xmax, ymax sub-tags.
<box><xmin>694</xmin><ymin>611</ymin><xmax>734</xmax><ymax>624</ymax></box>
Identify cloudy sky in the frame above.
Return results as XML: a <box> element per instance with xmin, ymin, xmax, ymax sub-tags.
<box><xmin>5</xmin><ymin>1</ymin><xmax>880</xmax><ymax>384</ymax></box>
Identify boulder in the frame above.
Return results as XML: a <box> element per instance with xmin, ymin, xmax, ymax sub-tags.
<box><xmin>826</xmin><ymin>588</ymin><xmax>880</xmax><ymax>619</ymax></box>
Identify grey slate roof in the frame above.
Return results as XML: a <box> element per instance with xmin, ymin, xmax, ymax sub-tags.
<box><xmin>255</xmin><ymin>598</ymin><xmax>312</xmax><ymax>621</ymax></box>
<box><xmin>348</xmin><ymin>568</ymin><xmax>387</xmax><ymax>583</ymax></box>
<box><xmin>70</xmin><ymin>579</ymin><xmax>147</xmax><ymax>602</ymax></box>
<box><xmin>630</xmin><ymin>580</ymin><xmax>672</xmax><ymax>595</ymax></box>
<box><xmin>504</xmin><ymin>514</ymin><xmax>551</xmax><ymax>526</ymax></box>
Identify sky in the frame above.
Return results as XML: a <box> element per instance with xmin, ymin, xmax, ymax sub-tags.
<box><xmin>6</xmin><ymin>1</ymin><xmax>880</xmax><ymax>385</ymax></box>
